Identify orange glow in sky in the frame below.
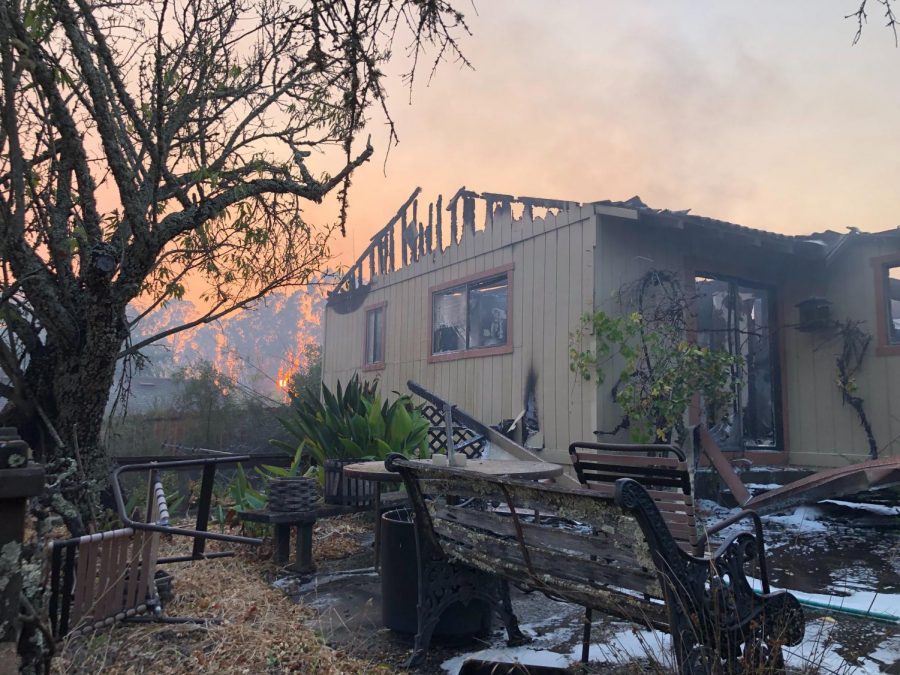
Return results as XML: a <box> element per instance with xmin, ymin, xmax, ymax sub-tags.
<box><xmin>309</xmin><ymin>2</ymin><xmax>900</xmax><ymax>268</ymax></box>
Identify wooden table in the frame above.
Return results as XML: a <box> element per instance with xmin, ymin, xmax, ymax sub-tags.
<box><xmin>344</xmin><ymin>458</ymin><xmax>565</xmax><ymax>482</ymax></box>
<box><xmin>344</xmin><ymin>458</ymin><xmax>565</xmax><ymax>567</ymax></box>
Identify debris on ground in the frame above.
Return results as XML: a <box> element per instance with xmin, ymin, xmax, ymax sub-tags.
<box><xmin>52</xmin><ymin>516</ymin><xmax>391</xmax><ymax>674</ymax></box>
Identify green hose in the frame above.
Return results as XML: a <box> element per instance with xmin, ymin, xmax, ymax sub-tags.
<box><xmin>795</xmin><ymin>597</ymin><xmax>900</xmax><ymax>624</ymax></box>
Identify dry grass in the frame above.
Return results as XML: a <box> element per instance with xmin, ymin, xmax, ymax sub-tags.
<box><xmin>311</xmin><ymin>513</ymin><xmax>370</xmax><ymax>562</ymax></box>
<box><xmin>52</xmin><ymin>515</ymin><xmax>395</xmax><ymax>674</ymax></box>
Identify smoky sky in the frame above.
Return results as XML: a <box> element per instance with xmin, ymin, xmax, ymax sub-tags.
<box><xmin>305</xmin><ymin>1</ymin><xmax>900</xmax><ymax>264</ymax></box>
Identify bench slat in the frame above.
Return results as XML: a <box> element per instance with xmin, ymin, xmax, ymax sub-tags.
<box><xmin>438</xmin><ymin>540</ymin><xmax>669</xmax><ymax>628</ymax></box>
<box><xmin>430</xmin><ymin>503</ymin><xmax>646</xmax><ymax>566</ymax></box>
<box><xmin>574</xmin><ymin>452</ymin><xmax>686</xmax><ymax>470</ymax></box>
<box><xmin>417</xmin><ymin>478</ymin><xmax>638</xmax><ymax>530</ymax></box>
<box><xmin>583</xmin><ymin>481</ymin><xmax>694</xmax><ymax>505</ymax></box>
<box><xmin>575</xmin><ymin>471</ymin><xmax>689</xmax><ymax>488</ymax></box>
<box><xmin>433</xmin><ymin>520</ymin><xmax>660</xmax><ymax>596</ymax></box>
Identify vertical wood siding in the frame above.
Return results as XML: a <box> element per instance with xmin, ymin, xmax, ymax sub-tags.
<box><xmin>595</xmin><ymin>217</ymin><xmax>900</xmax><ymax>468</ymax></box>
<box><xmin>323</xmin><ymin>205</ymin><xmax>598</xmax><ymax>464</ymax></box>
<box><xmin>325</xmin><ymin>200</ymin><xmax>900</xmax><ymax>469</ymax></box>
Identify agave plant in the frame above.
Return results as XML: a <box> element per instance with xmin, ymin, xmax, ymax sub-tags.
<box><xmin>272</xmin><ymin>374</ymin><xmax>430</xmax><ymax>468</ymax></box>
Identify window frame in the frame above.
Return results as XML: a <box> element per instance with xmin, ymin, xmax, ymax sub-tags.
<box><xmin>692</xmin><ymin>271</ymin><xmax>784</xmax><ymax>452</ymax></box>
<box><xmin>428</xmin><ymin>263</ymin><xmax>514</xmax><ymax>363</ymax></box>
<box><xmin>362</xmin><ymin>301</ymin><xmax>387</xmax><ymax>371</ymax></box>
<box><xmin>872</xmin><ymin>253</ymin><xmax>900</xmax><ymax>356</ymax></box>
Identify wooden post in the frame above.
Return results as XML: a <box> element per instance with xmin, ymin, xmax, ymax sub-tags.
<box><xmin>388</xmin><ymin>223</ymin><xmax>395</xmax><ymax>271</ymax></box>
<box><xmin>295</xmin><ymin>523</ymin><xmax>314</xmax><ymax>573</ymax></box>
<box><xmin>436</xmin><ymin>195</ymin><xmax>443</xmax><ymax>251</ymax></box>
<box><xmin>444</xmin><ymin>402</ymin><xmax>455</xmax><ymax>463</ymax></box>
<box><xmin>401</xmin><ymin>211</ymin><xmax>408</xmax><ymax>266</ymax></box>
<box><xmin>414</xmin><ymin>200</ymin><xmax>421</xmax><ymax>261</ymax></box>
<box><xmin>0</xmin><ymin>428</ymin><xmax>44</xmax><ymax>667</ymax></box>
<box><xmin>463</xmin><ymin>196</ymin><xmax>476</xmax><ymax>236</ymax></box>
<box><xmin>427</xmin><ymin>202</ymin><xmax>434</xmax><ymax>253</ymax></box>
<box><xmin>418</xmin><ymin>222</ymin><xmax>425</xmax><ymax>258</ymax></box>
<box><xmin>274</xmin><ymin>524</ymin><xmax>290</xmax><ymax>565</ymax></box>
<box><xmin>450</xmin><ymin>201</ymin><xmax>458</xmax><ymax>244</ymax></box>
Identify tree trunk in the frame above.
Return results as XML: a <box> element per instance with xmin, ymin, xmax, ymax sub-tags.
<box><xmin>1</xmin><ymin>297</ymin><xmax>127</xmax><ymax>532</ymax></box>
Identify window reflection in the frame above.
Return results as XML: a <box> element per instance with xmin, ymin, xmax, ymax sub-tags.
<box><xmin>695</xmin><ymin>276</ymin><xmax>779</xmax><ymax>451</ymax></box>
<box><xmin>365</xmin><ymin>306</ymin><xmax>384</xmax><ymax>365</ymax></box>
<box><xmin>888</xmin><ymin>266</ymin><xmax>900</xmax><ymax>344</ymax></box>
<box><xmin>432</xmin><ymin>273</ymin><xmax>508</xmax><ymax>355</ymax></box>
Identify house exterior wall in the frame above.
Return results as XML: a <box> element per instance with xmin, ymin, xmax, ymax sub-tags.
<box><xmin>594</xmin><ymin>215</ymin><xmax>900</xmax><ymax>468</ymax></box>
<box><xmin>324</xmin><ymin>191</ymin><xmax>900</xmax><ymax>470</ymax></box>
<box><xmin>784</xmin><ymin>239</ymin><xmax>900</xmax><ymax>467</ymax></box>
<box><xmin>322</xmin><ymin>204</ymin><xmax>598</xmax><ymax>466</ymax></box>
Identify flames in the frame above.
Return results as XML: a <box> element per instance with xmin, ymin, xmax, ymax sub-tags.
<box><xmin>129</xmin><ymin>284</ymin><xmax>328</xmax><ymax>397</ymax></box>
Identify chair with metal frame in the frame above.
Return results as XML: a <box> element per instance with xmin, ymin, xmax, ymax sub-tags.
<box><xmin>568</xmin><ymin>440</ymin><xmax>775</xmax><ymax>664</ymax></box>
<box><xmin>47</xmin><ymin>456</ymin><xmax>261</xmax><ymax>639</ymax></box>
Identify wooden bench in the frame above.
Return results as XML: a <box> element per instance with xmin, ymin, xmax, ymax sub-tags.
<box><xmin>385</xmin><ymin>454</ymin><xmax>804</xmax><ymax>673</ymax></box>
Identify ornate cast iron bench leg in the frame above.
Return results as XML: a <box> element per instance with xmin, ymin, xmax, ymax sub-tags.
<box><xmin>406</xmin><ymin>562</ymin><xmax>529</xmax><ymax>668</ymax></box>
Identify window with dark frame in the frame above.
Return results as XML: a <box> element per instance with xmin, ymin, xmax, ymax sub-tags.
<box><xmin>694</xmin><ymin>274</ymin><xmax>781</xmax><ymax>451</ymax></box>
<box><xmin>432</xmin><ymin>273</ymin><xmax>509</xmax><ymax>355</ymax></box>
<box><xmin>364</xmin><ymin>305</ymin><xmax>385</xmax><ymax>367</ymax></box>
<box><xmin>886</xmin><ymin>265</ymin><xmax>900</xmax><ymax>345</ymax></box>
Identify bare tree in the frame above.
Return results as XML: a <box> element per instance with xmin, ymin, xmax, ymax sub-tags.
<box><xmin>848</xmin><ymin>0</ymin><xmax>899</xmax><ymax>44</ymax></box>
<box><xmin>0</xmin><ymin>0</ymin><xmax>469</xmax><ymax>525</ymax></box>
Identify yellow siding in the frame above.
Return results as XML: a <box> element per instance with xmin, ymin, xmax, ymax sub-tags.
<box><xmin>786</xmin><ymin>240</ymin><xmax>900</xmax><ymax>466</ymax></box>
<box><xmin>325</xmin><ymin>200</ymin><xmax>900</xmax><ymax>470</ymax></box>
<box><xmin>323</xmin><ymin>205</ymin><xmax>598</xmax><ymax>464</ymax></box>
<box><xmin>594</xmin><ymin>217</ymin><xmax>900</xmax><ymax>468</ymax></box>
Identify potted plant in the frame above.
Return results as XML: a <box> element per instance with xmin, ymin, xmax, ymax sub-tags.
<box><xmin>273</xmin><ymin>375</ymin><xmax>430</xmax><ymax>505</ymax></box>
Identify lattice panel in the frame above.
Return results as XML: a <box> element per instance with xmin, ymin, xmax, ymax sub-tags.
<box><xmin>420</xmin><ymin>403</ymin><xmax>485</xmax><ymax>459</ymax></box>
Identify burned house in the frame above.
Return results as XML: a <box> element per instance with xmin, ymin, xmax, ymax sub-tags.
<box><xmin>322</xmin><ymin>188</ymin><xmax>900</xmax><ymax>469</ymax></box>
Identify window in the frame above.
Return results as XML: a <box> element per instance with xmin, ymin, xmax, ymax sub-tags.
<box><xmin>430</xmin><ymin>268</ymin><xmax>511</xmax><ymax>360</ymax></box>
<box><xmin>886</xmin><ymin>265</ymin><xmax>900</xmax><ymax>345</ymax></box>
<box><xmin>872</xmin><ymin>255</ymin><xmax>900</xmax><ymax>356</ymax></box>
<box><xmin>695</xmin><ymin>275</ymin><xmax>781</xmax><ymax>451</ymax></box>
<box><xmin>364</xmin><ymin>303</ymin><xmax>385</xmax><ymax>369</ymax></box>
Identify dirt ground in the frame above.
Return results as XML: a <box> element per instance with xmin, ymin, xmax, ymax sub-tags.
<box><xmin>286</xmin><ymin>502</ymin><xmax>899</xmax><ymax>675</ymax></box>
<box><xmin>52</xmin><ymin>500</ymin><xmax>899</xmax><ymax>674</ymax></box>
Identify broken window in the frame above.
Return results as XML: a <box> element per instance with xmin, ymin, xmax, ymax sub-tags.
<box><xmin>886</xmin><ymin>265</ymin><xmax>900</xmax><ymax>344</ymax></box>
<box><xmin>432</xmin><ymin>273</ymin><xmax>509</xmax><ymax>355</ymax></box>
<box><xmin>695</xmin><ymin>275</ymin><xmax>781</xmax><ymax>451</ymax></box>
<box><xmin>364</xmin><ymin>304</ymin><xmax>385</xmax><ymax>367</ymax></box>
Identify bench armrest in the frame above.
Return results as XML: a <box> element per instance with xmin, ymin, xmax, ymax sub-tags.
<box><xmin>698</xmin><ymin>508</ymin><xmax>769</xmax><ymax>594</ymax></box>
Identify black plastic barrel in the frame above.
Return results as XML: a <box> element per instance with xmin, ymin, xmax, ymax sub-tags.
<box><xmin>380</xmin><ymin>508</ymin><xmax>491</xmax><ymax>636</ymax></box>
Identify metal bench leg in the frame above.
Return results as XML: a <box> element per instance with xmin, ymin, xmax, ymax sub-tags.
<box><xmin>373</xmin><ymin>486</ymin><xmax>382</xmax><ymax>570</ymax></box>
<box><xmin>582</xmin><ymin>607</ymin><xmax>592</xmax><ymax>663</ymax></box>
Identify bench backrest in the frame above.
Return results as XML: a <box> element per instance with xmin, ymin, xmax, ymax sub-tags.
<box><xmin>387</xmin><ymin>456</ymin><xmax>672</xmax><ymax>630</ymax></box>
<box><xmin>569</xmin><ymin>442</ymin><xmax>699</xmax><ymax>555</ymax></box>
<box><xmin>47</xmin><ymin>470</ymin><xmax>168</xmax><ymax>638</ymax></box>
<box><xmin>47</xmin><ymin>527</ymin><xmax>160</xmax><ymax>638</ymax></box>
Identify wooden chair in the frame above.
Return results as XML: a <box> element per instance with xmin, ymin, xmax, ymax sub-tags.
<box><xmin>569</xmin><ymin>441</ymin><xmax>700</xmax><ymax>554</ymax></box>
<box><xmin>569</xmin><ymin>441</ymin><xmax>771</xmax><ymax>564</ymax></box>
